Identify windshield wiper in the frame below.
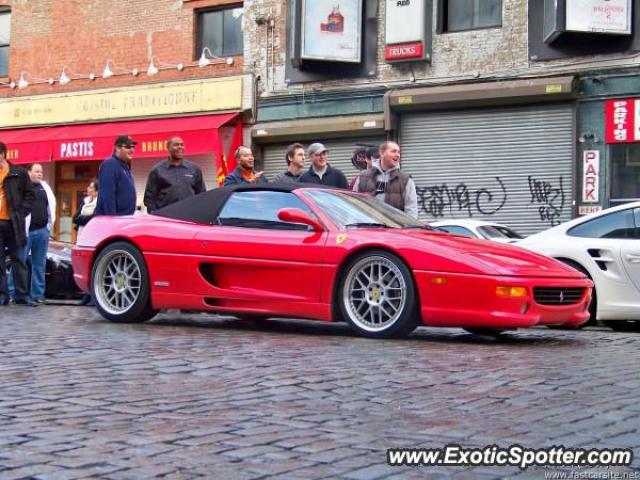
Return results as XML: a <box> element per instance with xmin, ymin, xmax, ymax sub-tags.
<box><xmin>403</xmin><ymin>225</ymin><xmax>433</xmax><ymax>230</ymax></box>
<box><xmin>345</xmin><ymin>222</ymin><xmax>389</xmax><ymax>229</ymax></box>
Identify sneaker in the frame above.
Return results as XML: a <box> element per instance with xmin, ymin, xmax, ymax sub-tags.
<box><xmin>35</xmin><ymin>298</ymin><xmax>46</xmax><ymax>305</ymax></box>
<box><xmin>15</xmin><ymin>299</ymin><xmax>37</xmax><ymax>307</ymax></box>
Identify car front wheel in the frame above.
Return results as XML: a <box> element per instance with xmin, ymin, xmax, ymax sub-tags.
<box><xmin>91</xmin><ymin>241</ymin><xmax>157</xmax><ymax>323</ymax></box>
<box><xmin>339</xmin><ymin>250</ymin><xmax>418</xmax><ymax>338</ymax></box>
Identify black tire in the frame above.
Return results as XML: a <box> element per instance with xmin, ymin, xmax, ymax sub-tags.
<box><xmin>464</xmin><ymin>328</ymin><xmax>507</xmax><ymax>336</ymax></box>
<box><xmin>604</xmin><ymin>320</ymin><xmax>640</xmax><ymax>332</ymax></box>
<box><xmin>556</xmin><ymin>258</ymin><xmax>597</xmax><ymax>327</ymax></box>
<box><xmin>338</xmin><ymin>250</ymin><xmax>418</xmax><ymax>338</ymax></box>
<box><xmin>91</xmin><ymin>241</ymin><xmax>157</xmax><ymax>323</ymax></box>
<box><xmin>235</xmin><ymin>314</ymin><xmax>270</xmax><ymax>322</ymax></box>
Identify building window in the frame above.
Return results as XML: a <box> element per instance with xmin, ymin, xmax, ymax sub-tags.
<box><xmin>609</xmin><ymin>143</ymin><xmax>640</xmax><ymax>207</ymax></box>
<box><xmin>0</xmin><ymin>10</ymin><xmax>10</xmax><ymax>77</ymax></box>
<box><xmin>197</xmin><ymin>5</ymin><xmax>243</xmax><ymax>58</ymax></box>
<box><xmin>441</xmin><ymin>0</ymin><xmax>502</xmax><ymax>32</ymax></box>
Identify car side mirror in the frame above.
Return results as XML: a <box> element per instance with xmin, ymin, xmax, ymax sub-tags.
<box><xmin>277</xmin><ymin>208</ymin><xmax>324</xmax><ymax>232</ymax></box>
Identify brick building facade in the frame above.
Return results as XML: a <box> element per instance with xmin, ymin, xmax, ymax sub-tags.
<box><xmin>248</xmin><ymin>0</ymin><xmax>640</xmax><ymax>233</ymax></box>
<box><xmin>0</xmin><ymin>0</ymin><xmax>252</xmax><ymax>241</ymax></box>
<box><xmin>0</xmin><ymin>1</ymin><xmax>639</xmax><ymax>236</ymax></box>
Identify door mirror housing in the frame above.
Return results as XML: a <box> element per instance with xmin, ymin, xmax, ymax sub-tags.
<box><xmin>277</xmin><ymin>208</ymin><xmax>324</xmax><ymax>232</ymax></box>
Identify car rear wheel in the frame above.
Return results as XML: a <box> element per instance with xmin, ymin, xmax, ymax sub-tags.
<box><xmin>339</xmin><ymin>250</ymin><xmax>417</xmax><ymax>338</ymax></box>
<box><xmin>91</xmin><ymin>242</ymin><xmax>157</xmax><ymax>323</ymax></box>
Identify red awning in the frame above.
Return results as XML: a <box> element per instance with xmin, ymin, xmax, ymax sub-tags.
<box><xmin>0</xmin><ymin>113</ymin><xmax>239</xmax><ymax>164</ymax></box>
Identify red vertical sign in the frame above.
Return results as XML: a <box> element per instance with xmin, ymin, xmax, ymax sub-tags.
<box><xmin>606</xmin><ymin>98</ymin><xmax>638</xmax><ymax>143</ymax></box>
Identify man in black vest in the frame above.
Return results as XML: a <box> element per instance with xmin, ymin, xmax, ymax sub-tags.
<box><xmin>352</xmin><ymin>141</ymin><xmax>418</xmax><ymax>218</ymax></box>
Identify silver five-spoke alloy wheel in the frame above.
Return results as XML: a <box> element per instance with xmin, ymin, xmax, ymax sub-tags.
<box><xmin>94</xmin><ymin>249</ymin><xmax>142</xmax><ymax>315</ymax></box>
<box><xmin>343</xmin><ymin>255</ymin><xmax>407</xmax><ymax>333</ymax></box>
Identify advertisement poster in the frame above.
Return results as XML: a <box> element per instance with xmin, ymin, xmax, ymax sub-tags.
<box><xmin>301</xmin><ymin>0</ymin><xmax>363</xmax><ymax>63</ymax></box>
<box><xmin>384</xmin><ymin>0</ymin><xmax>427</xmax><ymax>61</ymax></box>
<box><xmin>566</xmin><ymin>0</ymin><xmax>631</xmax><ymax>35</ymax></box>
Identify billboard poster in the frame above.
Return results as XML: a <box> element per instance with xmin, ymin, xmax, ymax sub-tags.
<box><xmin>566</xmin><ymin>0</ymin><xmax>631</xmax><ymax>35</ymax></box>
<box><xmin>301</xmin><ymin>0</ymin><xmax>363</xmax><ymax>63</ymax></box>
<box><xmin>384</xmin><ymin>0</ymin><xmax>428</xmax><ymax>62</ymax></box>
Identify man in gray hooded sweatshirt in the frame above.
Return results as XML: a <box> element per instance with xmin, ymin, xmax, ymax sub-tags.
<box><xmin>352</xmin><ymin>141</ymin><xmax>418</xmax><ymax>218</ymax></box>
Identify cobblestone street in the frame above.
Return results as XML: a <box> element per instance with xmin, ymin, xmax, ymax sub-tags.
<box><xmin>0</xmin><ymin>305</ymin><xmax>639</xmax><ymax>479</ymax></box>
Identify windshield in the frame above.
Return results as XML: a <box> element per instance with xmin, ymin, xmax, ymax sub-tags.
<box><xmin>304</xmin><ymin>190</ymin><xmax>427</xmax><ymax>229</ymax></box>
<box><xmin>477</xmin><ymin>225</ymin><xmax>523</xmax><ymax>240</ymax></box>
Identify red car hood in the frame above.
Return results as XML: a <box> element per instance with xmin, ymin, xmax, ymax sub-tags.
<box><xmin>391</xmin><ymin>229</ymin><xmax>585</xmax><ymax>278</ymax></box>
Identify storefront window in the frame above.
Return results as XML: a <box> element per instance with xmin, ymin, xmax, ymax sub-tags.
<box><xmin>610</xmin><ymin>143</ymin><xmax>640</xmax><ymax>207</ymax></box>
<box><xmin>0</xmin><ymin>10</ymin><xmax>11</xmax><ymax>77</ymax></box>
<box><xmin>197</xmin><ymin>5</ymin><xmax>243</xmax><ymax>58</ymax></box>
<box><xmin>441</xmin><ymin>0</ymin><xmax>502</xmax><ymax>32</ymax></box>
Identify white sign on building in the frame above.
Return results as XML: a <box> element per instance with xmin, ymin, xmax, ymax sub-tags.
<box><xmin>384</xmin><ymin>0</ymin><xmax>429</xmax><ymax>61</ymax></box>
<box><xmin>582</xmin><ymin>150</ymin><xmax>600</xmax><ymax>203</ymax></box>
<box><xmin>566</xmin><ymin>0</ymin><xmax>631</xmax><ymax>35</ymax></box>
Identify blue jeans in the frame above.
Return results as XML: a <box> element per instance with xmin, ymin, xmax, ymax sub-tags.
<box><xmin>9</xmin><ymin>227</ymin><xmax>48</xmax><ymax>301</ymax></box>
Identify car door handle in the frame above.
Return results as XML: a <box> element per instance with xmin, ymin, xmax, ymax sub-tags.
<box><xmin>624</xmin><ymin>253</ymin><xmax>640</xmax><ymax>263</ymax></box>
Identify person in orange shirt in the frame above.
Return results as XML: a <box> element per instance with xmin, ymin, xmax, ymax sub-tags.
<box><xmin>223</xmin><ymin>146</ymin><xmax>268</xmax><ymax>185</ymax></box>
<box><xmin>0</xmin><ymin>142</ymin><xmax>36</xmax><ymax>306</ymax></box>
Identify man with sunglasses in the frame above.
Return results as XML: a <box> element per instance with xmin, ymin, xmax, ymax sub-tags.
<box><xmin>95</xmin><ymin>135</ymin><xmax>138</xmax><ymax>216</ymax></box>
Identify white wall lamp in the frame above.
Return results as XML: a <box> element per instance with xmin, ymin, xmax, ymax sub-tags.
<box><xmin>17</xmin><ymin>71</ymin><xmax>55</xmax><ymax>89</ymax></box>
<box><xmin>198</xmin><ymin>47</ymin><xmax>213</xmax><ymax>68</ymax></box>
<box><xmin>103</xmin><ymin>60</ymin><xmax>139</xmax><ymax>79</ymax></box>
<box><xmin>17</xmin><ymin>72</ymin><xmax>29</xmax><ymax>89</ymax></box>
<box><xmin>198</xmin><ymin>47</ymin><xmax>234</xmax><ymax>68</ymax></box>
<box><xmin>147</xmin><ymin>57</ymin><xmax>159</xmax><ymax>76</ymax></box>
<box><xmin>147</xmin><ymin>56</ymin><xmax>184</xmax><ymax>76</ymax></box>
<box><xmin>59</xmin><ymin>66</ymin><xmax>96</xmax><ymax>85</ymax></box>
<box><xmin>59</xmin><ymin>67</ymin><xmax>71</xmax><ymax>85</ymax></box>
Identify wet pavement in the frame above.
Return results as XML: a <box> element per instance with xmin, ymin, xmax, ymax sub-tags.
<box><xmin>0</xmin><ymin>305</ymin><xmax>639</xmax><ymax>479</ymax></box>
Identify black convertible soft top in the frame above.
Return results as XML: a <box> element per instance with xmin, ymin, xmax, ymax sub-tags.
<box><xmin>152</xmin><ymin>183</ymin><xmax>333</xmax><ymax>225</ymax></box>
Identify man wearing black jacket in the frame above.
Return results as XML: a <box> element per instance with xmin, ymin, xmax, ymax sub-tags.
<box><xmin>0</xmin><ymin>142</ymin><xmax>36</xmax><ymax>306</ymax></box>
<box><xmin>143</xmin><ymin>136</ymin><xmax>206</xmax><ymax>212</ymax></box>
<box><xmin>299</xmin><ymin>143</ymin><xmax>348</xmax><ymax>188</ymax></box>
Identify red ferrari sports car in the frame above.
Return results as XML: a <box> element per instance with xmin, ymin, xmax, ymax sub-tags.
<box><xmin>72</xmin><ymin>184</ymin><xmax>593</xmax><ymax>338</ymax></box>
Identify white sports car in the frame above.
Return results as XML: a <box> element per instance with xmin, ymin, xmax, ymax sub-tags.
<box><xmin>518</xmin><ymin>202</ymin><xmax>640</xmax><ymax>331</ymax></box>
<box><xmin>430</xmin><ymin>219</ymin><xmax>524</xmax><ymax>244</ymax></box>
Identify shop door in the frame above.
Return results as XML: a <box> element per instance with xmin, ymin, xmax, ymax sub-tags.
<box><xmin>399</xmin><ymin>103</ymin><xmax>575</xmax><ymax>235</ymax></box>
<box><xmin>54</xmin><ymin>161</ymin><xmax>99</xmax><ymax>243</ymax></box>
<box><xmin>56</xmin><ymin>183</ymin><xmax>86</xmax><ymax>243</ymax></box>
<box><xmin>261</xmin><ymin>136</ymin><xmax>385</xmax><ymax>185</ymax></box>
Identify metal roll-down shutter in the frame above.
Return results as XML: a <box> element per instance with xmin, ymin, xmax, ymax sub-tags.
<box><xmin>399</xmin><ymin>103</ymin><xmax>575</xmax><ymax>235</ymax></box>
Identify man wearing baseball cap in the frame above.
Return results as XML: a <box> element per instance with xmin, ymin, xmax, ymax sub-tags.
<box><xmin>299</xmin><ymin>142</ymin><xmax>348</xmax><ymax>188</ymax></box>
<box><xmin>95</xmin><ymin>135</ymin><xmax>138</xmax><ymax>216</ymax></box>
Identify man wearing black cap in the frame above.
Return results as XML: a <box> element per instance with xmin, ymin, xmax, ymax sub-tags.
<box><xmin>95</xmin><ymin>135</ymin><xmax>137</xmax><ymax>216</ymax></box>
